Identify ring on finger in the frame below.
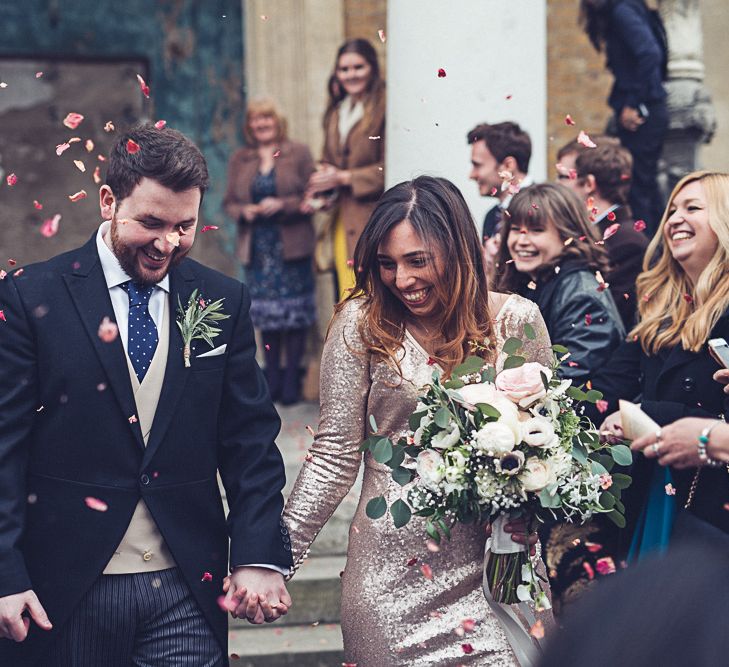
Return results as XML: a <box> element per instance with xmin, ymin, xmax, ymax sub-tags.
<box><xmin>651</xmin><ymin>442</ymin><xmax>661</xmax><ymax>456</ymax></box>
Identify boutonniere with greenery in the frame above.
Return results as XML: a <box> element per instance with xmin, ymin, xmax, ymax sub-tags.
<box><xmin>176</xmin><ymin>289</ymin><xmax>230</xmax><ymax>367</ymax></box>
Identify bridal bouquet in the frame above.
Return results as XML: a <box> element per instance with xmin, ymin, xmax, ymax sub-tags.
<box><xmin>362</xmin><ymin>330</ymin><xmax>632</xmax><ymax>607</ymax></box>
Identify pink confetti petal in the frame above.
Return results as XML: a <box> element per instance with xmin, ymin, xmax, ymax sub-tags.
<box><xmin>420</xmin><ymin>563</ymin><xmax>433</xmax><ymax>580</ymax></box>
<box><xmin>40</xmin><ymin>214</ymin><xmax>61</xmax><ymax>238</ymax></box>
<box><xmin>595</xmin><ymin>556</ymin><xmax>616</xmax><ymax>575</ymax></box>
<box><xmin>84</xmin><ymin>496</ymin><xmax>108</xmax><ymax>512</ymax></box>
<box><xmin>564</xmin><ymin>114</ymin><xmax>576</xmax><ymax>126</ymax></box>
<box><xmin>437</xmin><ymin>68</ymin><xmax>446</xmax><ymax>78</ymax></box>
<box><xmin>530</xmin><ymin>620</ymin><xmax>545</xmax><ymax>639</ymax></box>
<box><xmin>35</xmin><ymin>71</ymin><xmax>43</xmax><ymax>78</ymax></box>
<box><xmin>0</xmin><ymin>310</ymin><xmax>6</xmax><ymax>322</ymax></box>
<box><xmin>136</xmin><ymin>73</ymin><xmax>150</xmax><ymax>98</ymax></box>
<box><xmin>577</xmin><ymin>130</ymin><xmax>597</xmax><ymax>148</ymax></box>
<box><xmin>665</xmin><ymin>483</ymin><xmax>676</xmax><ymax>496</ymax></box>
<box><xmin>93</xmin><ymin>166</ymin><xmax>101</xmax><ymax>184</ymax></box>
<box><xmin>596</xmin><ymin>399</ymin><xmax>609</xmax><ymax>414</ymax></box>
<box><xmin>602</xmin><ymin>223</ymin><xmax>620</xmax><ymax>241</ymax></box>
<box><xmin>607</xmin><ymin>210</ymin><xmax>616</xmax><ymax>222</ymax></box>
<box><xmin>633</xmin><ymin>219</ymin><xmax>646</xmax><ymax>232</ymax></box>
<box><xmin>461</xmin><ymin>643</ymin><xmax>474</xmax><ymax>654</ymax></box>
<box><xmin>201</xmin><ymin>571</ymin><xmax>213</xmax><ymax>582</ymax></box>
<box><xmin>56</xmin><ymin>142</ymin><xmax>71</xmax><ymax>156</ymax></box>
<box><xmin>126</xmin><ymin>139</ymin><xmax>140</xmax><ymax>154</ymax></box>
<box><xmin>104</xmin><ymin>121</ymin><xmax>115</xmax><ymax>132</ymax></box>
<box><xmin>97</xmin><ymin>316</ymin><xmax>119</xmax><ymax>343</ymax></box>
<box><xmin>85</xmin><ymin>139</ymin><xmax>94</xmax><ymax>152</ymax></box>
<box><xmin>154</xmin><ymin>119</ymin><xmax>167</xmax><ymax>129</ymax></box>
<box><xmin>63</xmin><ymin>112</ymin><xmax>84</xmax><ymax>130</ymax></box>
<box><xmin>68</xmin><ymin>190</ymin><xmax>87</xmax><ymax>202</ymax></box>
<box><xmin>585</xmin><ymin>313</ymin><xmax>593</xmax><ymax>326</ymax></box>
<box><xmin>73</xmin><ymin>159</ymin><xmax>86</xmax><ymax>173</ymax></box>
<box><xmin>33</xmin><ymin>200</ymin><xmax>43</xmax><ymax>210</ymax></box>
<box><xmin>201</xmin><ymin>225</ymin><xmax>218</xmax><ymax>232</ymax></box>
<box><xmin>6</xmin><ymin>173</ymin><xmax>17</xmax><ymax>186</ymax></box>
<box><xmin>378</xmin><ymin>29</ymin><xmax>386</xmax><ymax>43</ymax></box>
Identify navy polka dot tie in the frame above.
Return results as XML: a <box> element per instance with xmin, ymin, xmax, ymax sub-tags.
<box><xmin>123</xmin><ymin>282</ymin><xmax>158</xmax><ymax>382</ymax></box>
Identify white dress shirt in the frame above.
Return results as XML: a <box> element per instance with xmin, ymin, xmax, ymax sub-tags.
<box><xmin>95</xmin><ymin>223</ymin><xmax>289</xmax><ymax>578</ymax></box>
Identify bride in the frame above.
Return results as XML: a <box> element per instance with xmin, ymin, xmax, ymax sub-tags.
<box><xmin>283</xmin><ymin>176</ymin><xmax>553</xmax><ymax>665</ymax></box>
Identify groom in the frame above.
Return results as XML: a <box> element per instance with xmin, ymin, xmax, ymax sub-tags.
<box><xmin>0</xmin><ymin>123</ymin><xmax>293</xmax><ymax>665</ymax></box>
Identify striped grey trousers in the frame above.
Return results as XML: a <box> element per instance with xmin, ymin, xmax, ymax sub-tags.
<box><xmin>39</xmin><ymin>568</ymin><xmax>224</xmax><ymax>667</ymax></box>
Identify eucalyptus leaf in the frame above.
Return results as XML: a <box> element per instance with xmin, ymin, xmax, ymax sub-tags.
<box><xmin>567</xmin><ymin>386</ymin><xmax>587</xmax><ymax>401</ymax></box>
<box><xmin>478</xmin><ymin>403</ymin><xmax>502</xmax><ymax>420</ymax></box>
<box><xmin>365</xmin><ymin>496</ymin><xmax>387</xmax><ymax>520</ymax></box>
<box><xmin>502</xmin><ymin>337</ymin><xmax>523</xmax><ymax>356</ymax></box>
<box><xmin>372</xmin><ymin>438</ymin><xmax>393</xmax><ymax>464</ymax></box>
<box><xmin>444</xmin><ymin>377</ymin><xmax>465</xmax><ymax>389</ymax></box>
<box><xmin>611</xmin><ymin>473</ymin><xmax>632</xmax><ymax>490</ymax></box>
<box><xmin>391</xmin><ymin>466</ymin><xmax>412</xmax><ymax>486</ymax></box>
<box><xmin>390</xmin><ymin>499</ymin><xmax>412</xmax><ymax>528</ymax></box>
<box><xmin>408</xmin><ymin>410</ymin><xmax>427</xmax><ymax>432</ymax></box>
<box><xmin>523</xmin><ymin>322</ymin><xmax>536</xmax><ymax>340</ymax></box>
<box><xmin>539</xmin><ymin>488</ymin><xmax>562</xmax><ymax>508</ymax></box>
<box><xmin>503</xmin><ymin>355</ymin><xmax>526</xmax><ymax>370</ymax></box>
<box><xmin>600</xmin><ymin>491</ymin><xmax>616</xmax><ymax>509</ymax></box>
<box><xmin>585</xmin><ymin>389</ymin><xmax>603</xmax><ymax>403</ymax></box>
<box><xmin>369</xmin><ymin>414</ymin><xmax>378</xmax><ymax>433</ymax></box>
<box><xmin>425</xmin><ymin>521</ymin><xmax>441</xmax><ymax>543</ymax></box>
<box><xmin>388</xmin><ymin>447</ymin><xmax>406</xmax><ymax>469</ymax></box>
<box><xmin>452</xmin><ymin>356</ymin><xmax>485</xmax><ymax>377</ymax></box>
<box><xmin>605</xmin><ymin>509</ymin><xmax>626</xmax><ymax>528</ymax></box>
<box><xmin>552</xmin><ymin>344</ymin><xmax>569</xmax><ymax>355</ymax></box>
<box><xmin>610</xmin><ymin>444</ymin><xmax>633</xmax><ymax>466</ymax></box>
<box><xmin>571</xmin><ymin>442</ymin><xmax>588</xmax><ymax>465</ymax></box>
<box><xmin>481</xmin><ymin>366</ymin><xmax>497</xmax><ymax>383</ymax></box>
<box><xmin>434</xmin><ymin>407</ymin><xmax>450</xmax><ymax>428</ymax></box>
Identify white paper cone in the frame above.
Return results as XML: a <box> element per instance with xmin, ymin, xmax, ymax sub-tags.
<box><xmin>489</xmin><ymin>514</ymin><xmax>526</xmax><ymax>555</ymax></box>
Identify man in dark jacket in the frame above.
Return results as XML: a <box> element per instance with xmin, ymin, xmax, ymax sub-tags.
<box><xmin>557</xmin><ymin>135</ymin><xmax>649</xmax><ymax>330</ymax></box>
<box><xmin>0</xmin><ymin>123</ymin><xmax>293</xmax><ymax>666</ymax></box>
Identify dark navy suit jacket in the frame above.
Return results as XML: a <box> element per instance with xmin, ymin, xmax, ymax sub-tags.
<box><xmin>0</xmin><ymin>234</ymin><xmax>293</xmax><ymax>664</ymax></box>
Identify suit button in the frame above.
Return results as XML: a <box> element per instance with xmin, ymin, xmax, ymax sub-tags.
<box><xmin>683</xmin><ymin>377</ymin><xmax>696</xmax><ymax>392</ymax></box>
<box><xmin>283</xmin><ymin>534</ymin><xmax>290</xmax><ymax>544</ymax></box>
<box><xmin>140</xmin><ymin>474</ymin><xmax>150</xmax><ymax>485</ymax></box>
<box><xmin>280</xmin><ymin>526</ymin><xmax>288</xmax><ymax>535</ymax></box>
<box><xmin>284</xmin><ymin>544</ymin><xmax>291</xmax><ymax>551</ymax></box>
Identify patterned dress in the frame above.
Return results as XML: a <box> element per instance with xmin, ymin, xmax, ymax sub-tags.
<box><xmin>247</xmin><ymin>169</ymin><xmax>316</xmax><ymax>331</ymax></box>
<box><xmin>284</xmin><ymin>294</ymin><xmax>554</xmax><ymax>666</ymax></box>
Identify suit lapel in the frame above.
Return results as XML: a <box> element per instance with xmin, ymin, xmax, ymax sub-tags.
<box><xmin>63</xmin><ymin>236</ymin><xmax>145</xmax><ymax>450</ymax></box>
<box><xmin>143</xmin><ymin>260</ymin><xmax>197</xmax><ymax>466</ymax></box>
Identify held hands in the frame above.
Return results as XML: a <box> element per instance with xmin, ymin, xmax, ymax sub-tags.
<box><xmin>0</xmin><ymin>590</ymin><xmax>52</xmax><ymax>642</ymax></box>
<box><xmin>619</xmin><ymin>106</ymin><xmax>645</xmax><ymax>132</ymax></box>
<box><xmin>257</xmin><ymin>197</ymin><xmax>284</xmax><ymax>217</ymax></box>
<box><xmin>222</xmin><ymin>567</ymin><xmax>291</xmax><ymax>625</ymax></box>
<box><xmin>240</xmin><ymin>204</ymin><xmax>261</xmax><ymax>223</ymax></box>
<box><xmin>306</xmin><ymin>163</ymin><xmax>347</xmax><ymax>194</ymax></box>
<box><xmin>713</xmin><ymin>368</ymin><xmax>729</xmax><ymax>394</ymax></box>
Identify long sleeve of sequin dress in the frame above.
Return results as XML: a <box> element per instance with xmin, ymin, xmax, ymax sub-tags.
<box><xmin>284</xmin><ymin>295</ymin><xmax>552</xmax><ymax>667</ymax></box>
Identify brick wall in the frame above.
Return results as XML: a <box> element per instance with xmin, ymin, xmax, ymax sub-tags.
<box><xmin>343</xmin><ymin>0</ymin><xmax>387</xmax><ymax>73</ymax></box>
<box><xmin>546</xmin><ymin>0</ymin><xmax>613</xmax><ymax>175</ymax></box>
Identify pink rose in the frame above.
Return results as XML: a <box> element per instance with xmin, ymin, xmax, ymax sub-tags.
<box><xmin>495</xmin><ymin>362</ymin><xmax>552</xmax><ymax>408</ymax></box>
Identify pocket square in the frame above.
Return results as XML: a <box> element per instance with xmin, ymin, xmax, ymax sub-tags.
<box><xmin>196</xmin><ymin>344</ymin><xmax>227</xmax><ymax>358</ymax></box>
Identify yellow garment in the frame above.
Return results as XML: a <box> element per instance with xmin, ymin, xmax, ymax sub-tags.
<box><xmin>334</xmin><ymin>215</ymin><xmax>355</xmax><ymax>301</ymax></box>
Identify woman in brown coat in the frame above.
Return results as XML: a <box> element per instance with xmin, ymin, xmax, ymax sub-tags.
<box><xmin>223</xmin><ymin>98</ymin><xmax>316</xmax><ymax>404</ymax></box>
<box><xmin>303</xmin><ymin>38</ymin><xmax>386</xmax><ymax>299</ymax></box>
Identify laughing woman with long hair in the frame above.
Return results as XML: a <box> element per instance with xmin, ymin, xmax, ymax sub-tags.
<box><xmin>283</xmin><ymin>176</ymin><xmax>554</xmax><ymax>665</ymax></box>
<box><xmin>590</xmin><ymin>171</ymin><xmax>729</xmax><ymax>560</ymax></box>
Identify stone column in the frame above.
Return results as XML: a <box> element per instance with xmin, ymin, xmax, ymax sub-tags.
<box><xmin>386</xmin><ymin>0</ymin><xmax>548</xmax><ymax>227</ymax></box>
<box><xmin>659</xmin><ymin>0</ymin><xmax>716</xmax><ymax>188</ymax></box>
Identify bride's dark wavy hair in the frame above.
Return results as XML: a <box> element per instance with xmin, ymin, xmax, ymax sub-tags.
<box><xmin>579</xmin><ymin>0</ymin><xmax>616</xmax><ymax>51</ymax></box>
<box><xmin>335</xmin><ymin>175</ymin><xmax>495</xmax><ymax>376</ymax></box>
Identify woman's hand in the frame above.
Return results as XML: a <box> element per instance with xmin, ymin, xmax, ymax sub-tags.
<box><xmin>485</xmin><ymin>518</ymin><xmax>538</xmax><ymax>556</ymax></box>
<box><xmin>713</xmin><ymin>368</ymin><xmax>729</xmax><ymax>394</ymax></box>
<box><xmin>599</xmin><ymin>411</ymin><xmax>624</xmax><ymax>444</ymax></box>
<box><xmin>619</xmin><ymin>106</ymin><xmax>645</xmax><ymax>132</ymax></box>
<box><xmin>257</xmin><ymin>197</ymin><xmax>284</xmax><ymax>217</ymax></box>
<box><xmin>307</xmin><ymin>163</ymin><xmax>344</xmax><ymax>193</ymax></box>
<box><xmin>632</xmin><ymin>417</ymin><xmax>728</xmax><ymax>469</ymax></box>
<box><xmin>241</xmin><ymin>204</ymin><xmax>260</xmax><ymax>223</ymax></box>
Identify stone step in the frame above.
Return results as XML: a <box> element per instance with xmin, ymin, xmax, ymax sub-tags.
<box><xmin>229</xmin><ymin>555</ymin><xmax>345</xmax><ymax>627</ymax></box>
<box><xmin>228</xmin><ymin>623</ymin><xmax>344</xmax><ymax>667</ymax></box>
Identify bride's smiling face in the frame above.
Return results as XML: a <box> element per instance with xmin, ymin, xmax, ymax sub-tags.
<box><xmin>377</xmin><ymin>220</ymin><xmax>445</xmax><ymax>323</ymax></box>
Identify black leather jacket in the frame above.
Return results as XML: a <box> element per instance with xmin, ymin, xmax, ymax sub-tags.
<box><xmin>519</xmin><ymin>260</ymin><xmax>625</xmax><ymax>384</ymax></box>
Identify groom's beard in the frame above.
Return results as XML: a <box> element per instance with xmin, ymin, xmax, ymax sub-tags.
<box><xmin>110</xmin><ymin>215</ymin><xmax>190</xmax><ymax>286</ymax></box>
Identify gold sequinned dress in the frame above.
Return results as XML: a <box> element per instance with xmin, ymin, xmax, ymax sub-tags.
<box><xmin>283</xmin><ymin>294</ymin><xmax>553</xmax><ymax>666</ymax></box>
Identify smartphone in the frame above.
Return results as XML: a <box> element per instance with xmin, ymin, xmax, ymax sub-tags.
<box><xmin>708</xmin><ymin>338</ymin><xmax>729</xmax><ymax>368</ymax></box>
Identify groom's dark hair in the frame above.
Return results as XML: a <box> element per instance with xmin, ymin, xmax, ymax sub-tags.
<box><xmin>106</xmin><ymin>122</ymin><xmax>210</xmax><ymax>203</ymax></box>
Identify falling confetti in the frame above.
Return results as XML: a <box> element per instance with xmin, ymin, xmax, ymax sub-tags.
<box><xmin>585</xmin><ymin>313</ymin><xmax>593</xmax><ymax>326</ymax></box>
<box><xmin>68</xmin><ymin>190</ymin><xmax>87</xmax><ymax>202</ymax></box>
<box><xmin>136</xmin><ymin>74</ymin><xmax>150</xmax><ymax>98</ymax></box>
<box><xmin>462</xmin><ymin>618</ymin><xmax>476</xmax><ymax>633</ymax></box>
<box><xmin>201</xmin><ymin>572</ymin><xmax>213</xmax><ymax>582</ymax></box>
<box><xmin>0</xmin><ymin>82</ymin><xmax>7</xmax><ymax>88</ymax></box>
<box><xmin>596</xmin><ymin>399</ymin><xmax>609</xmax><ymax>414</ymax></box>
<box><xmin>530</xmin><ymin>620</ymin><xmax>545</xmax><ymax>639</ymax></box>
<box><xmin>33</xmin><ymin>200</ymin><xmax>43</xmax><ymax>210</ymax></box>
<box><xmin>154</xmin><ymin>119</ymin><xmax>167</xmax><ymax>129</ymax></box>
<box><xmin>6</xmin><ymin>173</ymin><xmax>17</xmax><ymax>186</ymax></box>
<box><xmin>437</xmin><ymin>68</ymin><xmax>446</xmax><ymax>78</ymax></box>
<box><xmin>564</xmin><ymin>114</ymin><xmax>576</xmax><ymax>126</ymax></box>
<box><xmin>73</xmin><ymin>160</ymin><xmax>86</xmax><ymax>173</ymax></box>
<box><xmin>35</xmin><ymin>72</ymin><xmax>43</xmax><ymax>78</ymax></box>
<box><xmin>63</xmin><ymin>113</ymin><xmax>84</xmax><ymax>129</ymax></box>
<box><xmin>406</xmin><ymin>557</ymin><xmax>418</xmax><ymax>567</ymax></box>
<box><xmin>126</xmin><ymin>139</ymin><xmax>140</xmax><ymax>154</ymax></box>
<box><xmin>128</xmin><ymin>414</ymin><xmax>138</xmax><ymax>424</ymax></box>
<box><xmin>40</xmin><ymin>214</ymin><xmax>61</xmax><ymax>238</ymax></box>
<box><xmin>420</xmin><ymin>564</ymin><xmax>433</xmax><ymax>580</ymax></box>
<box><xmin>577</xmin><ymin>130</ymin><xmax>597</xmax><ymax>148</ymax></box>
<box><xmin>461</xmin><ymin>643</ymin><xmax>474</xmax><ymax>654</ymax></box>
<box><xmin>201</xmin><ymin>225</ymin><xmax>218</xmax><ymax>232</ymax></box>
<box><xmin>97</xmin><ymin>316</ymin><xmax>119</xmax><ymax>343</ymax></box>
<box><xmin>633</xmin><ymin>220</ymin><xmax>646</xmax><ymax>232</ymax></box>
<box><xmin>56</xmin><ymin>142</ymin><xmax>71</xmax><ymax>156</ymax></box>
<box><xmin>93</xmin><ymin>166</ymin><xmax>101</xmax><ymax>184</ymax></box>
<box><xmin>84</xmin><ymin>496</ymin><xmax>108</xmax><ymax>512</ymax></box>
<box><xmin>683</xmin><ymin>293</ymin><xmax>694</xmax><ymax>303</ymax></box>
<box><xmin>606</xmin><ymin>210</ymin><xmax>617</xmax><ymax>222</ymax></box>
<box><xmin>378</xmin><ymin>29</ymin><xmax>386</xmax><ymax>43</ymax></box>
<box><xmin>104</xmin><ymin>121</ymin><xmax>115</xmax><ymax>132</ymax></box>
<box><xmin>602</xmin><ymin>223</ymin><xmax>620</xmax><ymax>241</ymax></box>
<box><xmin>0</xmin><ymin>310</ymin><xmax>5</xmax><ymax>322</ymax></box>
<box><xmin>595</xmin><ymin>556</ymin><xmax>616</xmax><ymax>575</ymax></box>
<box><xmin>85</xmin><ymin>139</ymin><xmax>94</xmax><ymax>152</ymax></box>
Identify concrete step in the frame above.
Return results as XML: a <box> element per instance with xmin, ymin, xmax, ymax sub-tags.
<box><xmin>230</xmin><ymin>555</ymin><xmax>345</xmax><ymax>627</ymax></box>
<box><xmin>228</xmin><ymin>623</ymin><xmax>344</xmax><ymax>667</ymax></box>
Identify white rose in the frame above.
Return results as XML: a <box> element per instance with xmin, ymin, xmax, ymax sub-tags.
<box><xmin>495</xmin><ymin>363</ymin><xmax>553</xmax><ymax>408</ymax></box>
<box><xmin>430</xmin><ymin>420</ymin><xmax>461</xmax><ymax>450</ymax></box>
<box><xmin>522</xmin><ymin>417</ymin><xmax>559</xmax><ymax>449</ymax></box>
<box><xmin>520</xmin><ymin>457</ymin><xmax>556</xmax><ymax>492</ymax></box>
<box><xmin>446</xmin><ymin>449</ymin><xmax>468</xmax><ymax>471</ymax></box>
<box><xmin>457</xmin><ymin>382</ymin><xmax>497</xmax><ymax>407</ymax></box>
<box><xmin>416</xmin><ymin>450</ymin><xmax>445</xmax><ymax>491</ymax></box>
<box><xmin>474</xmin><ymin>422</ymin><xmax>517</xmax><ymax>455</ymax></box>
<box><xmin>413</xmin><ymin>414</ymin><xmax>433</xmax><ymax>446</ymax></box>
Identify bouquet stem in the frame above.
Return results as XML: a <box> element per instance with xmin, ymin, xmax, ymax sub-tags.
<box><xmin>486</xmin><ymin>550</ymin><xmax>530</xmax><ymax>604</ymax></box>
<box><xmin>183</xmin><ymin>344</ymin><xmax>191</xmax><ymax>368</ymax></box>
